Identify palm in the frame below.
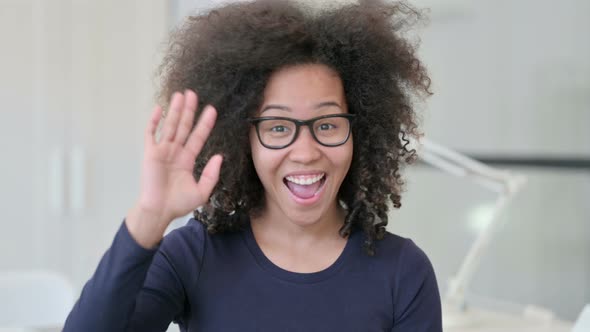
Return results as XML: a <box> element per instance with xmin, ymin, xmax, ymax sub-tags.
<box><xmin>137</xmin><ymin>91</ymin><xmax>222</xmax><ymax>223</ymax></box>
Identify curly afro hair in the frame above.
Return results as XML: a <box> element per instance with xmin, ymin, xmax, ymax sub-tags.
<box><xmin>157</xmin><ymin>0</ymin><xmax>431</xmax><ymax>256</ymax></box>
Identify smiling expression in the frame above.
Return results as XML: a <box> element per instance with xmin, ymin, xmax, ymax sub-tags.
<box><xmin>249</xmin><ymin>63</ymin><xmax>353</xmax><ymax>227</ymax></box>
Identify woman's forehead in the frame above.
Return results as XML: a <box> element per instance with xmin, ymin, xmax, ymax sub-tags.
<box><xmin>259</xmin><ymin>64</ymin><xmax>346</xmax><ymax>115</ymax></box>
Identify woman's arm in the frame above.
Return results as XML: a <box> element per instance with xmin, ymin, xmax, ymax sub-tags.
<box><xmin>64</xmin><ymin>216</ymin><xmax>208</xmax><ymax>331</ymax></box>
<box><xmin>63</xmin><ymin>220</ymin><xmax>186</xmax><ymax>332</ymax></box>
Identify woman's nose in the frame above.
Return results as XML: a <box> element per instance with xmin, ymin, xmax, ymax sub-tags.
<box><xmin>288</xmin><ymin>126</ymin><xmax>322</xmax><ymax>164</ymax></box>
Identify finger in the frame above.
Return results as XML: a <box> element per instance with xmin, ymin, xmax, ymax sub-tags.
<box><xmin>175</xmin><ymin>90</ymin><xmax>198</xmax><ymax>145</ymax></box>
<box><xmin>185</xmin><ymin>105</ymin><xmax>217</xmax><ymax>158</ymax></box>
<box><xmin>161</xmin><ymin>92</ymin><xmax>184</xmax><ymax>142</ymax></box>
<box><xmin>195</xmin><ymin>154</ymin><xmax>223</xmax><ymax>203</ymax></box>
<box><xmin>145</xmin><ymin>105</ymin><xmax>163</xmax><ymax>146</ymax></box>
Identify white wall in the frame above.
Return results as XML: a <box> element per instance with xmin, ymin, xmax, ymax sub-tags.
<box><xmin>0</xmin><ymin>0</ymin><xmax>169</xmax><ymax>288</ymax></box>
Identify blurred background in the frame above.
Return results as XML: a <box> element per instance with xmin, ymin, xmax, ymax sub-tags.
<box><xmin>0</xmin><ymin>0</ymin><xmax>588</xmax><ymax>331</ymax></box>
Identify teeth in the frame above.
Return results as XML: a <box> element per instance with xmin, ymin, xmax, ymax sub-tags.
<box><xmin>285</xmin><ymin>173</ymin><xmax>325</xmax><ymax>185</ymax></box>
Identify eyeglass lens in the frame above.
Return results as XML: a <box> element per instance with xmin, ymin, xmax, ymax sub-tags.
<box><xmin>257</xmin><ymin>116</ymin><xmax>351</xmax><ymax>148</ymax></box>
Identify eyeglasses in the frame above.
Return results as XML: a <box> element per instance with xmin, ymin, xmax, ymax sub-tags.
<box><xmin>248</xmin><ymin>114</ymin><xmax>355</xmax><ymax>149</ymax></box>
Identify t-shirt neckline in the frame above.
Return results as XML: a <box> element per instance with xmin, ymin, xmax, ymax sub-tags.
<box><xmin>242</xmin><ymin>218</ymin><xmax>359</xmax><ymax>284</ymax></box>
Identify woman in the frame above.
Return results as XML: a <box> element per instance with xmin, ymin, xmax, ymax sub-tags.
<box><xmin>64</xmin><ymin>0</ymin><xmax>442</xmax><ymax>331</ymax></box>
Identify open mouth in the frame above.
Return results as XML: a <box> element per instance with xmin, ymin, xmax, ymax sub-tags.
<box><xmin>283</xmin><ymin>173</ymin><xmax>327</xmax><ymax>200</ymax></box>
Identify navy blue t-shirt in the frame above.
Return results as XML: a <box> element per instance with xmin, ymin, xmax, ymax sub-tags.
<box><xmin>64</xmin><ymin>218</ymin><xmax>442</xmax><ymax>331</ymax></box>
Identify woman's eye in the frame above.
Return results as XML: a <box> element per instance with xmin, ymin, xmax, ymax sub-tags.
<box><xmin>318</xmin><ymin>123</ymin><xmax>336</xmax><ymax>131</ymax></box>
<box><xmin>270</xmin><ymin>125</ymin><xmax>288</xmax><ymax>132</ymax></box>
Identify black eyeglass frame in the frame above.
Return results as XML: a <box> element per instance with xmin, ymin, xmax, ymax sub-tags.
<box><xmin>248</xmin><ymin>113</ymin><xmax>356</xmax><ymax>149</ymax></box>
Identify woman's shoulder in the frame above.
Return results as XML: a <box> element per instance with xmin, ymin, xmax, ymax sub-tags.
<box><xmin>373</xmin><ymin>231</ymin><xmax>425</xmax><ymax>259</ymax></box>
<box><xmin>370</xmin><ymin>231</ymin><xmax>436</xmax><ymax>281</ymax></box>
<box><xmin>162</xmin><ymin>218</ymin><xmax>206</xmax><ymax>245</ymax></box>
<box><xmin>161</xmin><ymin>217</ymin><xmax>247</xmax><ymax>254</ymax></box>
<box><xmin>156</xmin><ymin>218</ymin><xmax>211</xmax><ymax>265</ymax></box>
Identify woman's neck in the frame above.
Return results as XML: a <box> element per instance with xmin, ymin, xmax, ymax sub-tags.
<box><xmin>249</xmin><ymin>201</ymin><xmax>349</xmax><ymax>273</ymax></box>
<box><xmin>250</xmin><ymin>202</ymin><xmax>347</xmax><ymax>249</ymax></box>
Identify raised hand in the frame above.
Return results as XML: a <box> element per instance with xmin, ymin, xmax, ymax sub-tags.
<box><xmin>126</xmin><ymin>90</ymin><xmax>223</xmax><ymax>248</ymax></box>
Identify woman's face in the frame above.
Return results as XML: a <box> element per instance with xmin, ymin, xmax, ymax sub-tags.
<box><xmin>249</xmin><ymin>64</ymin><xmax>353</xmax><ymax>227</ymax></box>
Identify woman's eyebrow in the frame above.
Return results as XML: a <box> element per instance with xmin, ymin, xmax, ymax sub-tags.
<box><xmin>260</xmin><ymin>101</ymin><xmax>342</xmax><ymax>113</ymax></box>
<box><xmin>261</xmin><ymin>104</ymin><xmax>291</xmax><ymax>113</ymax></box>
<box><xmin>314</xmin><ymin>101</ymin><xmax>342</xmax><ymax>109</ymax></box>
